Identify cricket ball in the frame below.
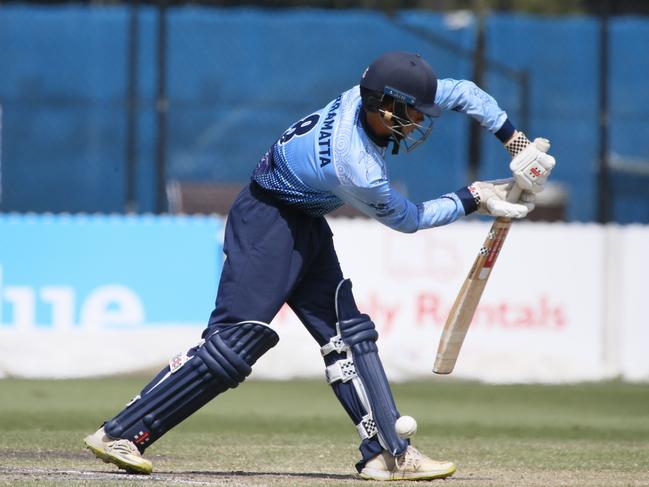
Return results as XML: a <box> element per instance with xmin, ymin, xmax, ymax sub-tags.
<box><xmin>395</xmin><ymin>415</ymin><xmax>417</xmax><ymax>439</ymax></box>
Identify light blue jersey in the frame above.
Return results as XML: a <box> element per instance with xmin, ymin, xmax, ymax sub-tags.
<box><xmin>252</xmin><ymin>80</ymin><xmax>510</xmax><ymax>233</ymax></box>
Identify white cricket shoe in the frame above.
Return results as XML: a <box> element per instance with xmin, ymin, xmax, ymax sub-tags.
<box><xmin>359</xmin><ymin>446</ymin><xmax>456</xmax><ymax>481</ymax></box>
<box><xmin>84</xmin><ymin>426</ymin><xmax>153</xmax><ymax>475</ymax></box>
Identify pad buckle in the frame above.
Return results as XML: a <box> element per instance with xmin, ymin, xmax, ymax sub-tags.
<box><xmin>320</xmin><ymin>334</ymin><xmax>346</xmax><ymax>356</ymax></box>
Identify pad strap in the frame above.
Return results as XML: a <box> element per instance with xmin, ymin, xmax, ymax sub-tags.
<box><xmin>321</xmin><ymin>334</ymin><xmax>346</xmax><ymax>356</ymax></box>
<box><xmin>356</xmin><ymin>414</ymin><xmax>378</xmax><ymax>440</ymax></box>
<box><xmin>325</xmin><ymin>358</ymin><xmax>357</xmax><ymax>383</ymax></box>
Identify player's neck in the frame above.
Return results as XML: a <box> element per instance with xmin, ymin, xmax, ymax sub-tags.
<box><xmin>361</xmin><ymin>110</ymin><xmax>392</xmax><ymax>147</ymax></box>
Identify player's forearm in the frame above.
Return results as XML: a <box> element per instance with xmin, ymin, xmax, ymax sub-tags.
<box><xmin>372</xmin><ymin>189</ymin><xmax>467</xmax><ymax>233</ymax></box>
<box><xmin>333</xmin><ymin>183</ymin><xmax>472</xmax><ymax>234</ymax></box>
<box><xmin>332</xmin><ymin>184</ymin><xmax>426</xmax><ymax>233</ymax></box>
<box><xmin>435</xmin><ymin>78</ymin><xmax>515</xmax><ymax>139</ymax></box>
<box><xmin>417</xmin><ymin>189</ymin><xmax>476</xmax><ymax>230</ymax></box>
<box><xmin>375</xmin><ymin>199</ymin><xmax>463</xmax><ymax>233</ymax></box>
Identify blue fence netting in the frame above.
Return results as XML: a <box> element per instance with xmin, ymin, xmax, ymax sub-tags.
<box><xmin>0</xmin><ymin>6</ymin><xmax>648</xmax><ymax>222</ymax></box>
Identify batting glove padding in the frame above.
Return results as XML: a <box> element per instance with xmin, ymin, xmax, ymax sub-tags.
<box><xmin>469</xmin><ymin>179</ymin><xmax>535</xmax><ymax>219</ymax></box>
<box><xmin>507</xmin><ymin>133</ymin><xmax>555</xmax><ymax>193</ymax></box>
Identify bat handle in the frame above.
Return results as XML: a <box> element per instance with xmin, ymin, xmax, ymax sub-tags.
<box><xmin>506</xmin><ymin>183</ymin><xmax>522</xmax><ymax>203</ymax></box>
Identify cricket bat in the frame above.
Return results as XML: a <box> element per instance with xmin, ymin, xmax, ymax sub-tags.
<box><xmin>433</xmin><ymin>136</ymin><xmax>551</xmax><ymax>374</ymax></box>
<box><xmin>433</xmin><ymin>214</ymin><xmax>514</xmax><ymax>374</ymax></box>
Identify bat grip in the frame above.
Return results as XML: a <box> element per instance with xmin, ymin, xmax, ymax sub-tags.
<box><xmin>506</xmin><ymin>183</ymin><xmax>522</xmax><ymax>203</ymax></box>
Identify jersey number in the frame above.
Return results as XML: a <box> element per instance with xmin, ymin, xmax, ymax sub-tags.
<box><xmin>278</xmin><ymin>114</ymin><xmax>319</xmax><ymax>145</ymax></box>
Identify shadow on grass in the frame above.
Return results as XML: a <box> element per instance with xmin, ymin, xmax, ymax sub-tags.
<box><xmin>1</xmin><ymin>466</ymin><xmax>488</xmax><ymax>484</ymax></box>
<box><xmin>168</xmin><ymin>469</ymin><xmax>356</xmax><ymax>481</ymax></box>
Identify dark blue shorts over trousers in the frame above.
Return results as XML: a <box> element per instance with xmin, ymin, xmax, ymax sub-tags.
<box><xmin>206</xmin><ymin>181</ymin><xmax>344</xmax><ymax>349</ymax></box>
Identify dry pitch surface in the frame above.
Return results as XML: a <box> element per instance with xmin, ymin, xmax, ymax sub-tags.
<box><xmin>1</xmin><ymin>377</ymin><xmax>648</xmax><ymax>487</ymax></box>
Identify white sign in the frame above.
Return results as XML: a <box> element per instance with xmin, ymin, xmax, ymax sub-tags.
<box><xmin>1</xmin><ymin>219</ymin><xmax>648</xmax><ymax>383</ymax></box>
<box><xmin>255</xmin><ymin>221</ymin><xmax>612</xmax><ymax>383</ymax></box>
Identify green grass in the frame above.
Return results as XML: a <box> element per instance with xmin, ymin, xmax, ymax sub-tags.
<box><xmin>1</xmin><ymin>377</ymin><xmax>648</xmax><ymax>486</ymax></box>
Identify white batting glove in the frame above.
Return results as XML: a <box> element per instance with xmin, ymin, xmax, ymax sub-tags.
<box><xmin>506</xmin><ymin>132</ymin><xmax>555</xmax><ymax>193</ymax></box>
<box><xmin>518</xmin><ymin>190</ymin><xmax>536</xmax><ymax>213</ymax></box>
<box><xmin>469</xmin><ymin>179</ymin><xmax>532</xmax><ymax>219</ymax></box>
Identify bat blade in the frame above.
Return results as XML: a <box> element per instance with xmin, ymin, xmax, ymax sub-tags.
<box><xmin>433</xmin><ymin>217</ymin><xmax>512</xmax><ymax>374</ymax></box>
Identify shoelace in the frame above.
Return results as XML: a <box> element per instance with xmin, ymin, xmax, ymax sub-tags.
<box><xmin>108</xmin><ymin>439</ymin><xmax>140</xmax><ymax>457</ymax></box>
<box><xmin>395</xmin><ymin>447</ymin><xmax>424</xmax><ymax>470</ymax></box>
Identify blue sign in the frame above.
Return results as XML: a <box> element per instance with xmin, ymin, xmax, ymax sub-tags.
<box><xmin>0</xmin><ymin>214</ymin><xmax>224</xmax><ymax>329</ymax></box>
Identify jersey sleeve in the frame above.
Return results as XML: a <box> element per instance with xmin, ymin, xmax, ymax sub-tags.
<box><xmin>331</xmin><ymin>181</ymin><xmax>468</xmax><ymax>233</ymax></box>
<box><xmin>435</xmin><ymin>78</ymin><xmax>511</xmax><ymax>135</ymax></box>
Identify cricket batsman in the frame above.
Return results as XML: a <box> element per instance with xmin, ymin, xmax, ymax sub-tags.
<box><xmin>84</xmin><ymin>51</ymin><xmax>555</xmax><ymax>480</ymax></box>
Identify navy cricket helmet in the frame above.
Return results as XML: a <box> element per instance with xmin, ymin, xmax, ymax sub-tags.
<box><xmin>360</xmin><ymin>51</ymin><xmax>440</xmax><ymax>118</ymax></box>
<box><xmin>359</xmin><ymin>51</ymin><xmax>440</xmax><ymax>153</ymax></box>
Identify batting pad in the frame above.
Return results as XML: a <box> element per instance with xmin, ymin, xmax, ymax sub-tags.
<box><xmin>326</xmin><ymin>279</ymin><xmax>408</xmax><ymax>457</ymax></box>
<box><xmin>104</xmin><ymin>322</ymin><xmax>279</xmax><ymax>451</ymax></box>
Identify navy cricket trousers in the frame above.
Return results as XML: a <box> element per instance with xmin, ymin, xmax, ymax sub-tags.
<box><xmin>206</xmin><ymin>182</ymin><xmax>344</xmax><ymax>346</ymax></box>
<box><xmin>205</xmin><ymin>182</ymin><xmax>388</xmax><ymax>468</ymax></box>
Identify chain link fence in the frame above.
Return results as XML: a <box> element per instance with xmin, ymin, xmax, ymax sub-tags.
<box><xmin>1</xmin><ymin>4</ymin><xmax>648</xmax><ymax>221</ymax></box>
